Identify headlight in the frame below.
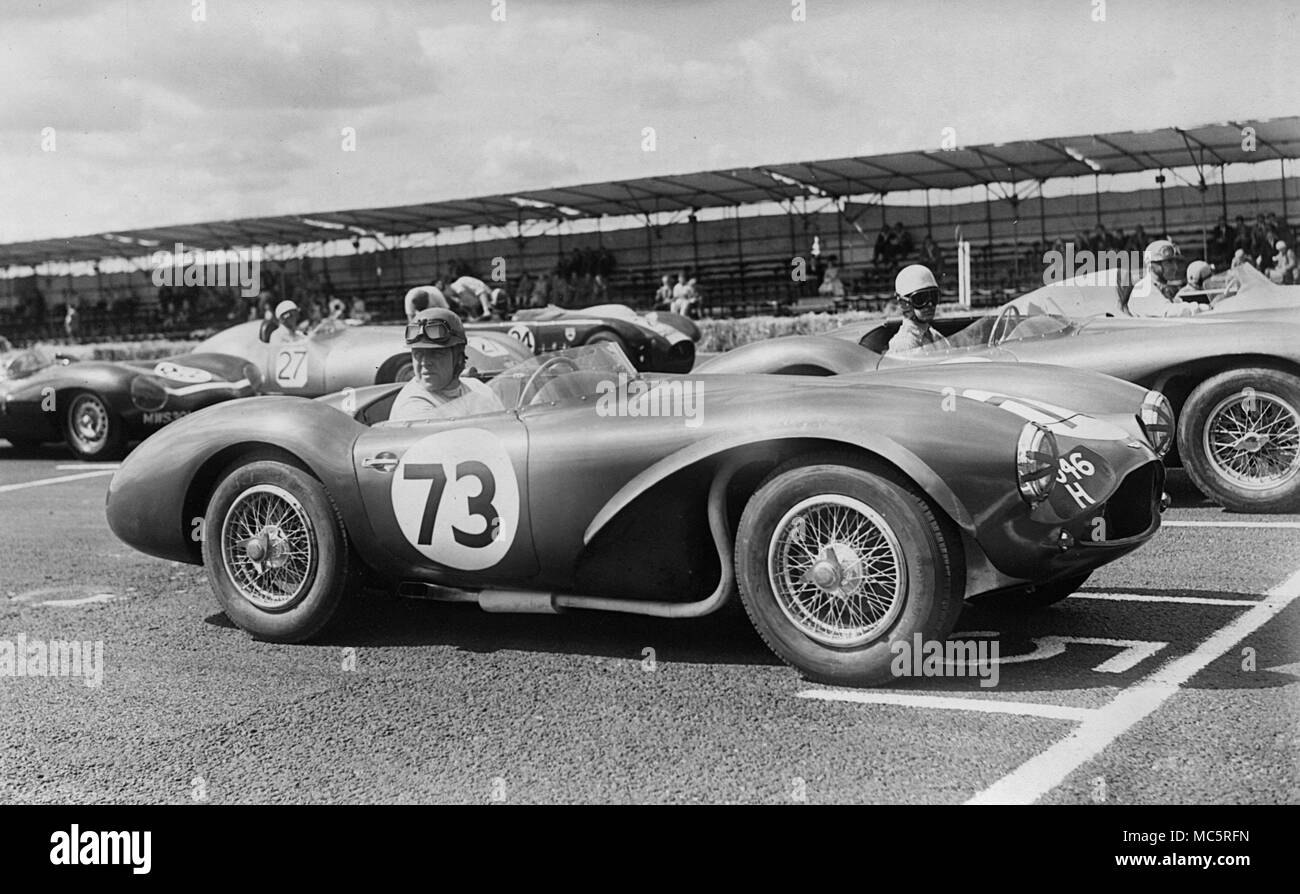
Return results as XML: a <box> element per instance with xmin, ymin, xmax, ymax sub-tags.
<box><xmin>1139</xmin><ymin>389</ymin><xmax>1174</xmax><ymax>457</ymax></box>
<box><xmin>1016</xmin><ymin>422</ymin><xmax>1059</xmax><ymax>505</ymax></box>
<box><xmin>129</xmin><ymin>376</ymin><xmax>168</xmax><ymax>412</ymax></box>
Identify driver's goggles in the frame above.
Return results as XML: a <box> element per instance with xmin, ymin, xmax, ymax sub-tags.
<box><xmin>405</xmin><ymin>319</ymin><xmax>464</xmax><ymax>346</ymax></box>
<box><xmin>903</xmin><ymin>288</ymin><xmax>940</xmax><ymax>309</ymax></box>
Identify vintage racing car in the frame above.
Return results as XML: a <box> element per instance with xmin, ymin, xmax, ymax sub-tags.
<box><xmin>195</xmin><ymin>319</ymin><xmax>533</xmax><ymax>396</ymax></box>
<box><xmin>700</xmin><ymin>267</ymin><xmax>1300</xmax><ymax>513</ymax></box>
<box><xmin>106</xmin><ymin>344</ymin><xmax>1167</xmax><ymax>686</ymax></box>
<box><xmin>467</xmin><ymin>304</ymin><xmax>697</xmax><ymax>373</ymax></box>
<box><xmin>0</xmin><ymin>345</ymin><xmax>258</xmax><ymax>460</ymax></box>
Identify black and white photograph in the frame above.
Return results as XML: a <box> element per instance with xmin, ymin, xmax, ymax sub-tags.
<box><xmin>0</xmin><ymin>0</ymin><xmax>1295</xmax><ymax>857</ymax></box>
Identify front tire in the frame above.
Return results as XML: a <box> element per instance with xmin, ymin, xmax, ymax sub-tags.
<box><xmin>201</xmin><ymin>460</ymin><xmax>356</xmax><ymax>642</ymax></box>
<box><xmin>62</xmin><ymin>390</ymin><xmax>126</xmax><ymax>460</ymax></box>
<box><xmin>734</xmin><ymin>458</ymin><xmax>963</xmax><ymax>687</ymax></box>
<box><xmin>1178</xmin><ymin>367</ymin><xmax>1300</xmax><ymax>513</ymax></box>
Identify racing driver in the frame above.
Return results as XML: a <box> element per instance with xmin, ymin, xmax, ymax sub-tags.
<box><xmin>1128</xmin><ymin>239</ymin><xmax>1203</xmax><ymax>317</ymax></box>
<box><xmin>389</xmin><ymin>308</ymin><xmax>503</xmax><ymax>422</ymax></box>
<box><xmin>887</xmin><ymin>264</ymin><xmax>950</xmax><ymax>353</ymax></box>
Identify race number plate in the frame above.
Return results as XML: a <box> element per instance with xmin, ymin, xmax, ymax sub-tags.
<box><xmin>275</xmin><ymin>347</ymin><xmax>309</xmax><ymax>388</ymax></box>
<box><xmin>390</xmin><ymin>428</ymin><xmax>520</xmax><ymax>570</ymax></box>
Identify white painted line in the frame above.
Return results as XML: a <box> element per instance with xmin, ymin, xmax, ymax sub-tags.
<box><xmin>54</xmin><ymin>463</ymin><xmax>120</xmax><ymax>471</ymax></box>
<box><xmin>966</xmin><ymin>564</ymin><xmax>1300</xmax><ymax>805</ymax></box>
<box><xmin>1163</xmin><ymin>520</ymin><xmax>1300</xmax><ymax>529</ymax></box>
<box><xmin>1075</xmin><ymin>591</ymin><xmax>1260</xmax><ymax>607</ymax></box>
<box><xmin>798</xmin><ymin>689</ymin><xmax>1096</xmax><ymax>722</ymax></box>
<box><xmin>36</xmin><ymin>593</ymin><xmax>117</xmax><ymax>607</ymax></box>
<box><xmin>0</xmin><ymin>470</ymin><xmax>116</xmax><ymax>494</ymax></box>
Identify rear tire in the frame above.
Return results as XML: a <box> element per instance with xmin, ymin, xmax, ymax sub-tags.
<box><xmin>379</xmin><ymin>355</ymin><xmax>415</xmax><ymax>385</ymax></box>
<box><xmin>62</xmin><ymin>390</ymin><xmax>126</xmax><ymax>461</ymax></box>
<box><xmin>1177</xmin><ymin>367</ymin><xmax>1300</xmax><ymax>513</ymax></box>
<box><xmin>734</xmin><ymin>457</ymin><xmax>963</xmax><ymax>687</ymax></box>
<box><xmin>584</xmin><ymin>330</ymin><xmax>628</xmax><ymax>353</ymax></box>
<box><xmin>201</xmin><ymin>460</ymin><xmax>356</xmax><ymax>642</ymax></box>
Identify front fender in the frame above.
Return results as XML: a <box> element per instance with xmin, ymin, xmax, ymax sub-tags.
<box><xmin>583</xmin><ymin>423</ymin><xmax>977</xmax><ymax>546</ymax></box>
<box><xmin>106</xmin><ymin>396</ymin><xmax>366</xmax><ymax>563</ymax></box>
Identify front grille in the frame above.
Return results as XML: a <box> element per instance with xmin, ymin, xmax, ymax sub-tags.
<box><xmin>1103</xmin><ymin>461</ymin><xmax>1161</xmax><ymax>539</ymax></box>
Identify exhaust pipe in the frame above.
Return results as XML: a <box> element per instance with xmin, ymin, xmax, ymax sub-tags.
<box><xmin>397</xmin><ymin>456</ymin><xmax>747</xmax><ymax>619</ymax></box>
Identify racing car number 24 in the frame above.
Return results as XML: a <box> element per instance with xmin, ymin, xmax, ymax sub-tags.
<box><xmin>390</xmin><ymin>429</ymin><xmax>520</xmax><ymax>570</ymax></box>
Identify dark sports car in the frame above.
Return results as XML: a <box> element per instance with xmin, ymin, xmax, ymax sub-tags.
<box><xmin>0</xmin><ymin>346</ymin><xmax>258</xmax><ymax>460</ymax></box>
<box><xmin>106</xmin><ymin>344</ymin><xmax>1165</xmax><ymax>686</ymax></box>
<box><xmin>467</xmin><ymin>304</ymin><xmax>697</xmax><ymax>373</ymax></box>
<box><xmin>195</xmin><ymin>319</ymin><xmax>532</xmax><ymax>395</ymax></box>
<box><xmin>699</xmin><ymin>266</ymin><xmax>1300</xmax><ymax>513</ymax></box>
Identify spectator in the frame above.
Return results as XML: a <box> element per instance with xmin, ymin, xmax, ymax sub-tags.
<box><xmin>404</xmin><ymin>284</ymin><xmax>451</xmax><ymax>322</ymax></box>
<box><xmin>818</xmin><ymin>263</ymin><xmax>845</xmax><ymax>299</ymax></box>
<box><xmin>1089</xmin><ymin>224</ymin><xmax>1111</xmax><ymax>254</ymax></box>
<box><xmin>1270</xmin><ymin>240</ymin><xmax>1297</xmax><ymax>284</ymax></box>
<box><xmin>873</xmin><ymin>226</ymin><xmax>892</xmax><ymax>270</ymax></box>
<box><xmin>1231</xmin><ymin>215</ymin><xmax>1253</xmax><ymax>258</ymax></box>
<box><xmin>1209</xmin><ymin>215</ymin><xmax>1234</xmax><ymax>268</ymax></box>
<box><xmin>920</xmin><ymin>236</ymin><xmax>944</xmax><ymax>281</ymax></box>
<box><xmin>654</xmin><ymin>274</ymin><xmax>673</xmax><ymax>309</ymax></box>
<box><xmin>888</xmin><ymin>222</ymin><xmax>914</xmax><ymax>263</ymax></box>
<box><xmin>350</xmin><ymin>296</ymin><xmax>369</xmax><ymax>322</ymax></box>
<box><xmin>670</xmin><ymin>278</ymin><xmax>698</xmax><ymax>317</ymax></box>
<box><xmin>64</xmin><ymin>304</ymin><xmax>78</xmax><ymax>341</ymax></box>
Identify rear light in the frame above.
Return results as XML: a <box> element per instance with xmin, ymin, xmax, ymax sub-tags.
<box><xmin>1016</xmin><ymin>422</ymin><xmax>1059</xmax><ymax>505</ymax></box>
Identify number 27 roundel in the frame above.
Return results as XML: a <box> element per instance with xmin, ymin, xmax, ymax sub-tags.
<box><xmin>390</xmin><ymin>429</ymin><xmax>520</xmax><ymax>570</ymax></box>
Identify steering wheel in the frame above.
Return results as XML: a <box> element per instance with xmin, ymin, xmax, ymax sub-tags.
<box><xmin>988</xmin><ymin>304</ymin><xmax>1023</xmax><ymax>347</ymax></box>
<box><xmin>519</xmin><ymin>355</ymin><xmax>581</xmax><ymax>406</ymax></box>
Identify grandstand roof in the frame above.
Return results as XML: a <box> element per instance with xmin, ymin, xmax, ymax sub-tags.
<box><xmin>4</xmin><ymin>116</ymin><xmax>1297</xmax><ymax>268</ymax></box>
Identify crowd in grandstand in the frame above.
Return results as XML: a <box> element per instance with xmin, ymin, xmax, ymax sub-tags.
<box><xmin>2</xmin><ymin>207</ymin><xmax>1297</xmax><ymax>348</ymax></box>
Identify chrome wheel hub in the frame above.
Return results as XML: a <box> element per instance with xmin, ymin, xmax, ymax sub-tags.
<box><xmin>767</xmin><ymin>495</ymin><xmax>906</xmax><ymax>648</ymax></box>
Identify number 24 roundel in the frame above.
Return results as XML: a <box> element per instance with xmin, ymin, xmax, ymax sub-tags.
<box><xmin>390</xmin><ymin>429</ymin><xmax>520</xmax><ymax>570</ymax></box>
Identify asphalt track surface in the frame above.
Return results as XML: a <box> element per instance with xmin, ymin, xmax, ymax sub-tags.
<box><xmin>1</xmin><ymin>441</ymin><xmax>1297</xmax><ymax>804</ymax></box>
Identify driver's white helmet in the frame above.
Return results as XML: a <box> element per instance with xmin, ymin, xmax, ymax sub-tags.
<box><xmin>895</xmin><ymin>264</ymin><xmax>938</xmax><ymax>299</ymax></box>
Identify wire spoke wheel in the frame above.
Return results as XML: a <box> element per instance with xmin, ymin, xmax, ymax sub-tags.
<box><xmin>220</xmin><ymin>484</ymin><xmax>317</xmax><ymax>611</ymax></box>
<box><xmin>1203</xmin><ymin>390</ymin><xmax>1300</xmax><ymax>491</ymax></box>
<box><xmin>767</xmin><ymin>494</ymin><xmax>906</xmax><ymax>647</ymax></box>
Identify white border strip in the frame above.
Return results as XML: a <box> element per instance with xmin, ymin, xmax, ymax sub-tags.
<box><xmin>0</xmin><ymin>470</ymin><xmax>115</xmax><ymax>494</ymax></box>
<box><xmin>1074</xmin><ymin>592</ymin><xmax>1260</xmax><ymax>606</ymax></box>
<box><xmin>798</xmin><ymin>689</ymin><xmax>1096</xmax><ymax>722</ymax></box>
<box><xmin>966</xmin><ymin>565</ymin><xmax>1300</xmax><ymax>805</ymax></box>
<box><xmin>1163</xmin><ymin>521</ymin><xmax>1300</xmax><ymax>529</ymax></box>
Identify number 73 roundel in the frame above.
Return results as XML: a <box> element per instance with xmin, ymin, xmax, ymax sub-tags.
<box><xmin>390</xmin><ymin>429</ymin><xmax>520</xmax><ymax>570</ymax></box>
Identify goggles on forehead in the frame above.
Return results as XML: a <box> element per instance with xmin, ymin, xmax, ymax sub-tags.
<box><xmin>405</xmin><ymin>318</ymin><xmax>464</xmax><ymax>347</ymax></box>
<box><xmin>902</xmin><ymin>287</ymin><xmax>940</xmax><ymax>309</ymax></box>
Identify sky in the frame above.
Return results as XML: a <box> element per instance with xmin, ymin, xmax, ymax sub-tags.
<box><xmin>0</xmin><ymin>0</ymin><xmax>1296</xmax><ymax>244</ymax></box>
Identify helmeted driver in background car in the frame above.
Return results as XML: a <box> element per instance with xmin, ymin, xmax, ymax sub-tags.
<box><xmin>389</xmin><ymin>308</ymin><xmax>503</xmax><ymax>422</ymax></box>
<box><xmin>1176</xmin><ymin>260</ymin><xmax>1217</xmax><ymax>302</ymax></box>
<box><xmin>1128</xmin><ymin>239</ymin><xmax>1204</xmax><ymax>317</ymax></box>
<box><xmin>403</xmin><ymin>284</ymin><xmax>451</xmax><ymax>323</ymax></box>
<box><xmin>268</xmin><ymin>300</ymin><xmax>306</xmax><ymax>344</ymax></box>
<box><xmin>887</xmin><ymin>264</ymin><xmax>950</xmax><ymax>353</ymax></box>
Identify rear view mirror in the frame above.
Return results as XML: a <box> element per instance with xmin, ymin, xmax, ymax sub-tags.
<box><xmin>258</xmin><ymin>318</ymin><xmax>276</xmax><ymax>343</ymax></box>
